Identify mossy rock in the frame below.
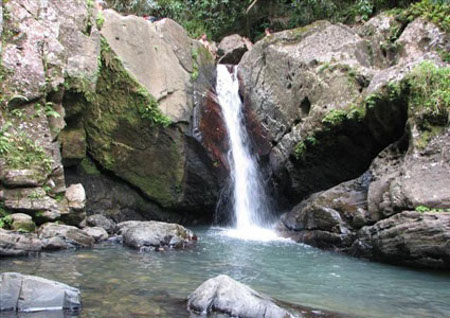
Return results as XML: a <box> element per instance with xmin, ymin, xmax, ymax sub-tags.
<box><xmin>84</xmin><ymin>39</ymin><xmax>185</xmax><ymax>208</ymax></box>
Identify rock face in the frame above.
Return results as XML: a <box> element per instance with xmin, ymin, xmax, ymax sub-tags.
<box><xmin>278</xmin><ymin>126</ymin><xmax>450</xmax><ymax>269</ymax></box>
<box><xmin>75</xmin><ymin>10</ymin><xmax>221</xmax><ymax>219</ymax></box>
<box><xmin>0</xmin><ymin>272</ymin><xmax>81</xmax><ymax>313</ymax></box>
<box><xmin>187</xmin><ymin>275</ymin><xmax>294</xmax><ymax>318</ymax></box>
<box><xmin>1</xmin><ymin>0</ymin><xmax>223</xmax><ymax>226</ymax></box>
<box><xmin>118</xmin><ymin>221</ymin><xmax>196</xmax><ymax>250</ymax></box>
<box><xmin>217</xmin><ymin>34</ymin><xmax>253</xmax><ymax>64</ymax></box>
<box><xmin>238</xmin><ymin>17</ymin><xmax>448</xmax><ymax>207</ymax></box>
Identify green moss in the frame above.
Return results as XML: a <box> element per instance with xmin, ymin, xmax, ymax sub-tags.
<box><xmin>416</xmin><ymin>205</ymin><xmax>450</xmax><ymax>213</ymax></box>
<box><xmin>406</xmin><ymin>61</ymin><xmax>449</xmax><ymax>123</ymax></box>
<box><xmin>294</xmin><ymin>135</ymin><xmax>320</xmax><ymax>160</ymax></box>
<box><xmin>80</xmin><ymin>158</ymin><xmax>101</xmax><ymax>175</ymax></box>
<box><xmin>294</xmin><ymin>141</ymin><xmax>306</xmax><ymax>159</ymax></box>
<box><xmin>322</xmin><ymin>109</ymin><xmax>348</xmax><ymax>126</ymax></box>
<box><xmin>96</xmin><ymin>11</ymin><xmax>105</xmax><ymax>29</ymax></box>
<box><xmin>0</xmin><ymin>120</ymin><xmax>54</xmax><ymax>173</ymax></box>
<box><xmin>191</xmin><ymin>48</ymin><xmax>199</xmax><ymax>80</ymax></box>
<box><xmin>0</xmin><ymin>214</ymin><xmax>12</xmax><ymax>230</ymax></box>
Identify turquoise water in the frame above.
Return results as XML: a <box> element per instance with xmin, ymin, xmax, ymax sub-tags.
<box><xmin>1</xmin><ymin>227</ymin><xmax>449</xmax><ymax>317</ymax></box>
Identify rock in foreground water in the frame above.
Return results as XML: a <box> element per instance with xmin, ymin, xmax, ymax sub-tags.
<box><xmin>118</xmin><ymin>221</ymin><xmax>196</xmax><ymax>250</ymax></box>
<box><xmin>0</xmin><ymin>272</ymin><xmax>81</xmax><ymax>313</ymax></box>
<box><xmin>187</xmin><ymin>275</ymin><xmax>294</xmax><ymax>318</ymax></box>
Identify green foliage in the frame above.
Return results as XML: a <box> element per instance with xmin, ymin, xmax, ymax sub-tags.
<box><xmin>415</xmin><ymin>205</ymin><xmax>430</xmax><ymax>212</ymax></box>
<box><xmin>294</xmin><ymin>134</ymin><xmax>319</xmax><ymax>159</ymax></box>
<box><xmin>294</xmin><ymin>141</ymin><xmax>306</xmax><ymax>159</ymax></box>
<box><xmin>106</xmin><ymin>0</ymin><xmax>417</xmax><ymax>40</ymax></box>
<box><xmin>28</xmin><ymin>191</ymin><xmax>44</xmax><ymax>200</ymax></box>
<box><xmin>191</xmin><ymin>48</ymin><xmax>199</xmax><ymax>80</ymax></box>
<box><xmin>407</xmin><ymin>0</ymin><xmax>450</xmax><ymax>32</ymax></box>
<box><xmin>137</xmin><ymin>89</ymin><xmax>171</xmax><ymax>127</ymax></box>
<box><xmin>0</xmin><ymin>122</ymin><xmax>54</xmax><ymax>173</ymax></box>
<box><xmin>406</xmin><ymin>61</ymin><xmax>449</xmax><ymax>122</ymax></box>
<box><xmin>97</xmin><ymin>11</ymin><xmax>105</xmax><ymax>29</ymax></box>
<box><xmin>0</xmin><ymin>215</ymin><xmax>13</xmax><ymax>230</ymax></box>
<box><xmin>322</xmin><ymin>109</ymin><xmax>348</xmax><ymax>126</ymax></box>
<box><xmin>415</xmin><ymin>205</ymin><xmax>450</xmax><ymax>213</ymax></box>
<box><xmin>44</xmin><ymin>102</ymin><xmax>61</xmax><ymax>118</ymax></box>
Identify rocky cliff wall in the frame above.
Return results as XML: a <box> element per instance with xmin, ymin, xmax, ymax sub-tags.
<box><xmin>0</xmin><ymin>0</ymin><xmax>225</xmax><ymax>225</ymax></box>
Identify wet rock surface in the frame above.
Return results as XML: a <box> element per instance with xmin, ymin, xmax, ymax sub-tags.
<box><xmin>0</xmin><ymin>272</ymin><xmax>81</xmax><ymax>314</ymax></box>
<box><xmin>187</xmin><ymin>275</ymin><xmax>294</xmax><ymax>318</ymax></box>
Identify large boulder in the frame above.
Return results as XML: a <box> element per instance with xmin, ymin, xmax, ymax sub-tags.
<box><xmin>351</xmin><ymin>211</ymin><xmax>450</xmax><ymax>269</ymax></box>
<box><xmin>238</xmin><ymin>17</ymin><xmax>448</xmax><ymax>208</ymax></box>
<box><xmin>80</xmin><ymin>10</ymin><xmax>221</xmax><ymax>217</ymax></box>
<box><xmin>0</xmin><ymin>229</ymin><xmax>42</xmax><ymax>257</ymax></box>
<box><xmin>217</xmin><ymin>34</ymin><xmax>253</xmax><ymax>64</ymax></box>
<box><xmin>38</xmin><ymin>223</ymin><xmax>94</xmax><ymax>249</ymax></box>
<box><xmin>187</xmin><ymin>275</ymin><xmax>294</xmax><ymax>318</ymax></box>
<box><xmin>0</xmin><ymin>272</ymin><xmax>81</xmax><ymax>313</ymax></box>
<box><xmin>118</xmin><ymin>221</ymin><xmax>196</xmax><ymax>250</ymax></box>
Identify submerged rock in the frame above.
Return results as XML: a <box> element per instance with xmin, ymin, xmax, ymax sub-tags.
<box><xmin>187</xmin><ymin>275</ymin><xmax>294</xmax><ymax>318</ymax></box>
<box><xmin>0</xmin><ymin>229</ymin><xmax>43</xmax><ymax>256</ymax></box>
<box><xmin>118</xmin><ymin>221</ymin><xmax>196</xmax><ymax>250</ymax></box>
<box><xmin>0</xmin><ymin>272</ymin><xmax>81</xmax><ymax>313</ymax></box>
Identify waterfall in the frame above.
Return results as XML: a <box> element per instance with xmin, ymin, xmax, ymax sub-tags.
<box><xmin>216</xmin><ymin>65</ymin><xmax>277</xmax><ymax>240</ymax></box>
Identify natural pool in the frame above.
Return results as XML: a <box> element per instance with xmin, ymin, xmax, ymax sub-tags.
<box><xmin>1</xmin><ymin>227</ymin><xmax>449</xmax><ymax>318</ymax></box>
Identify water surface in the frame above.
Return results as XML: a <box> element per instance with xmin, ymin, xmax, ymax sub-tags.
<box><xmin>1</xmin><ymin>227</ymin><xmax>449</xmax><ymax>317</ymax></box>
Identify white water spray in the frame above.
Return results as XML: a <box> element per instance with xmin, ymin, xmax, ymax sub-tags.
<box><xmin>216</xmin><ymin>65</ymin><xmax>278</xmax><ymax>241</ymax></box>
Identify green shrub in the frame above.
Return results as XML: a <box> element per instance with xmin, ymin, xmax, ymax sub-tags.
<box><xmin>294</xmin><ymin>141</ymin><xmax>307</xmax><ymax>159</ymax></box>
<box><xmin>407</xmin><ymin>0</ymin><xmax>450</xmax><ymax>32</ymax></box>
<box><xmin>406</xmin><ymin>61</ymin><xmax>449</xmax><ymax>121</ymax></box>
<box><xmin>322</xmin><ymin>109</ymin><xmax>348</xmax><ymax>126</ymax></box>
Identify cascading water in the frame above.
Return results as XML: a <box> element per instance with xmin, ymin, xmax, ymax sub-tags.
<box><xmin>216</xmin><ymin>64</ymin><xmax>278</xmax><ymax>240</ymax></box>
